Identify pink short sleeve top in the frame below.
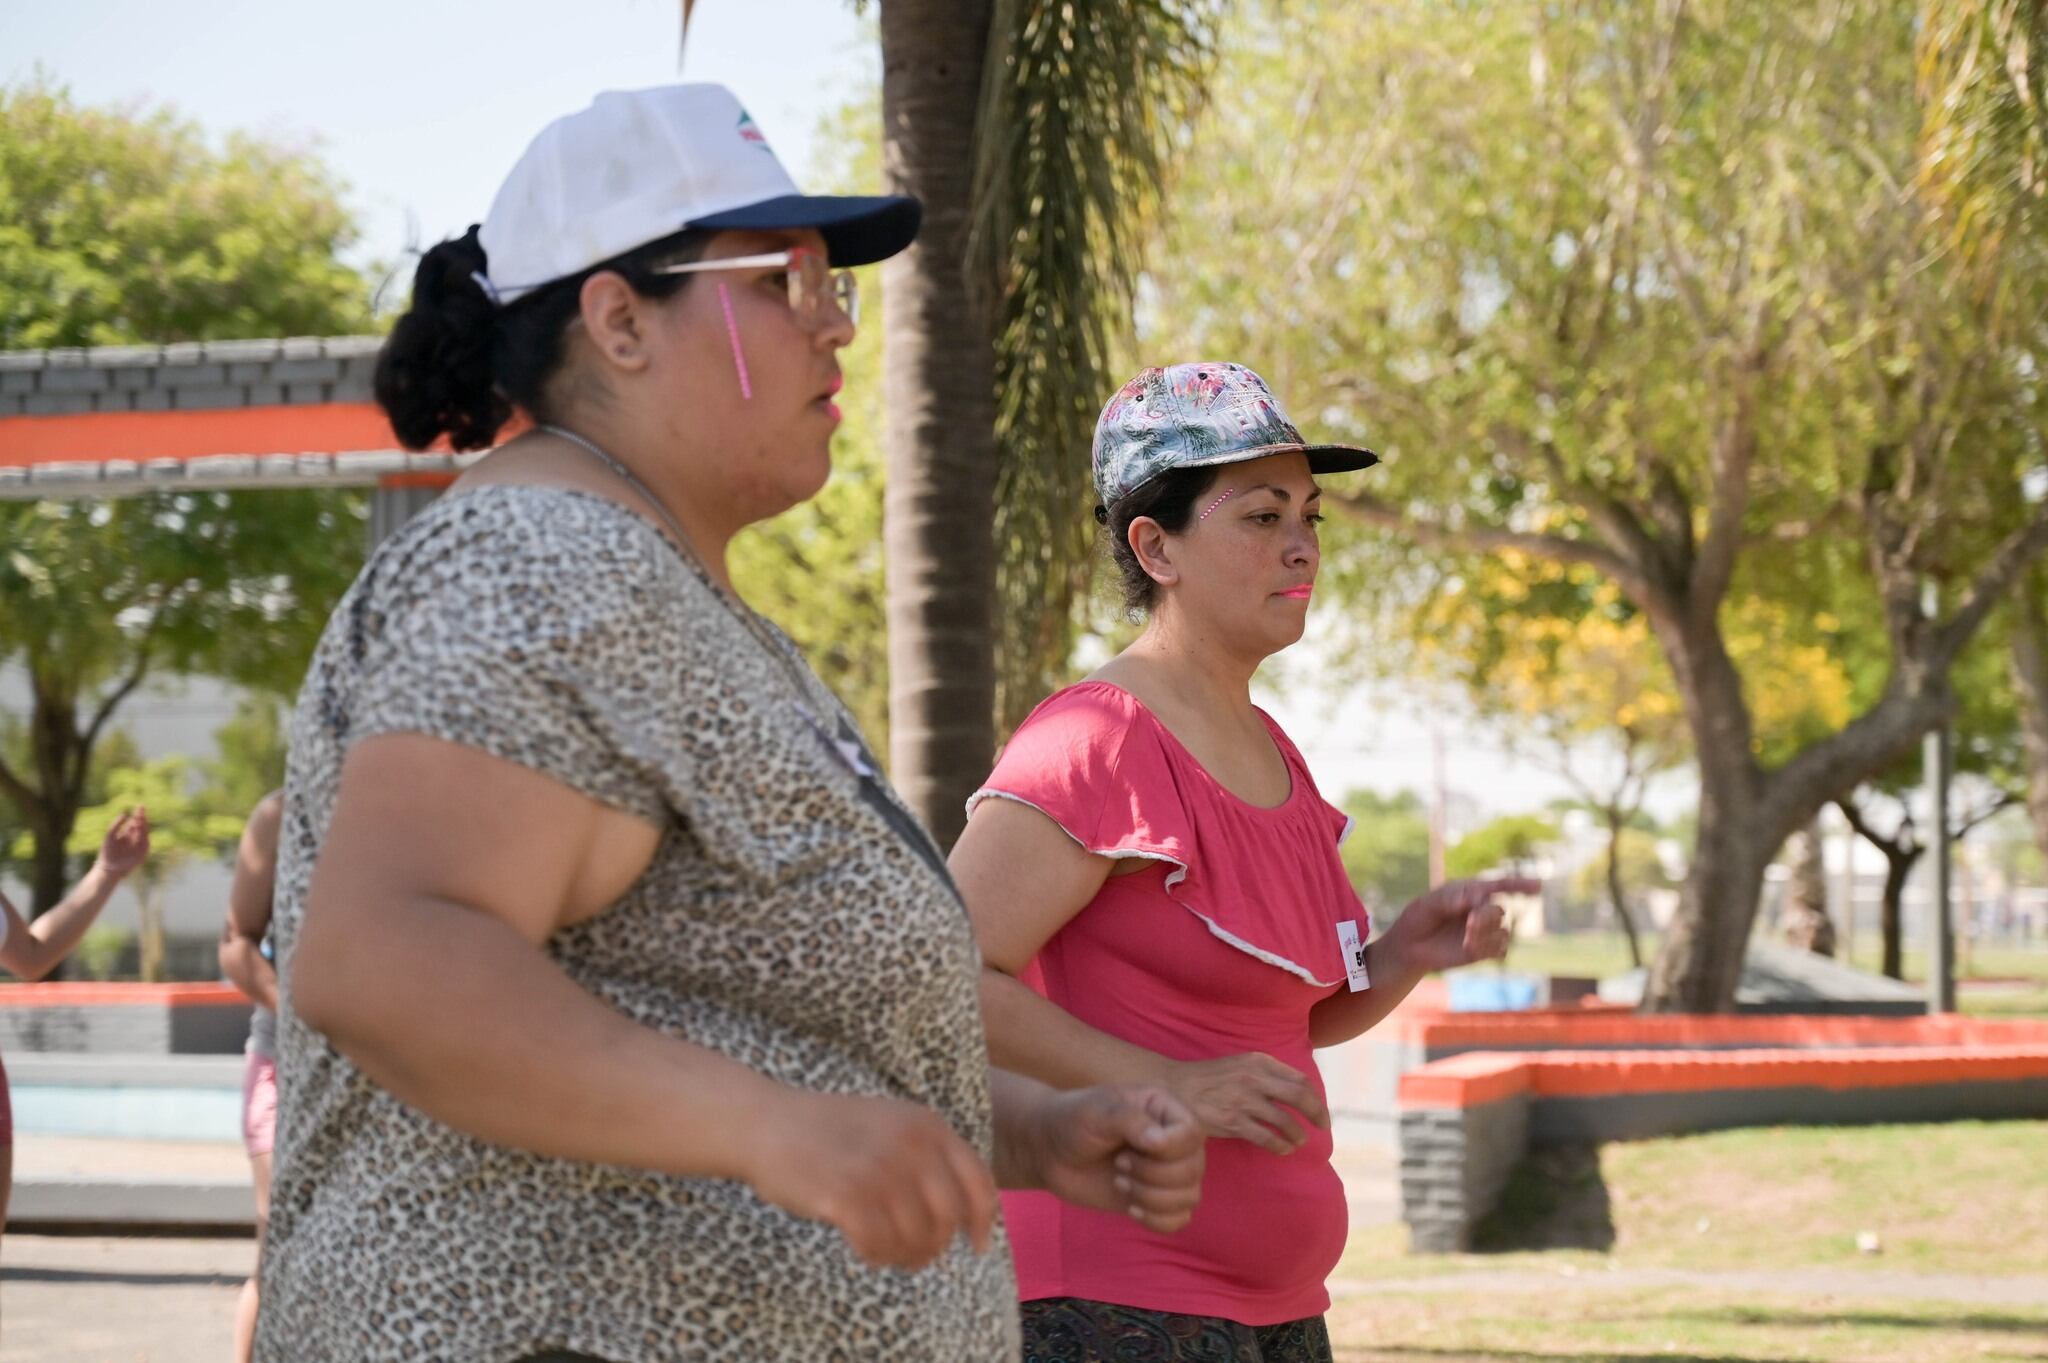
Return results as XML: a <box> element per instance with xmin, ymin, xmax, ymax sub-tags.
<box><xmin>968</xmin><ymin>681</ymin><xmax>1371</xmax><ymax>1326</ymax></box>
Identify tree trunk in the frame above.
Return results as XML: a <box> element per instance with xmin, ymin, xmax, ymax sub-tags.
<box><xmin>1602</xmin><ymin>809</ymin><xmax>1644</xmax><ymax>970</ymax></box>
<box><xmin>25</xmin><ymin>684</ymin><xmax>89</xmax><ymax>915</ymax></box>
<box><xmin>137</xmin><ymin>881</ymin><xmax>165</xmax><ymax>983</ymax></box>
<box><xmin>879</xmin><ymin>0</ymin><xmax>1000</xmax><ymax>850</ymax></box>
<box><xmin>1779</xmin><ymin>817</ymin><xmax>1836</xmax><ymax>956</ymax></box>
<box><xmin>1642</xmin><ymin>610</ymin><xmax>1769</xmax><ymax>1012</ymax></box>
<box><xmin>2013</xmin><ymin>574</ymin><xmax>2048</xmax><ymax>867</ymax></box>
<box><xmin>1643</xmin><ymin>785</ymin><xmax>1771</xmax><ymax>1011</ymax></box>
<box><xmin>1879</xmin><ymin>846</ymin><xmax>1915</xmax><ymax>980</ymax></box>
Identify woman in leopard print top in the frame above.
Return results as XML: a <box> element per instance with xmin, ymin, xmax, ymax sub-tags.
<box><xmin>256</xmin><ymin>84</ymin><xmax>1202</xmax><ymax>1363</ymax></box>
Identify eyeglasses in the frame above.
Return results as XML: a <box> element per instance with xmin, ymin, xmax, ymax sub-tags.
<box><xmin>652</xmin><ymin>247</ymin><xmax>859</xmax><ymax>330</ymax></box>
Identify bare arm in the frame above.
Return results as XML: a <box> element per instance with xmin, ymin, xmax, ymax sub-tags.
<box><xmin>219</xmin><ymin>792</ymin><xmax>283</xmax><ymax>1011</ymax></box>
<box><xmin>293</xmin><ymin>733</ymin><xmax>1000</xmax><ymax>1270</ymax></box>
<box><xmin>952</xmin><ymin>797</ymin><xmax>1328</xmax><ymax>1155</ymax></box>
<box><xmin>0</xmin><ymin>808</ymin><xmax>151</xmax><ymax>981</ymax></box>
<box><xmin>987</xmin><ymin>1067</ymin><xmax>1204</xmax><ymax>1233</ymax></box>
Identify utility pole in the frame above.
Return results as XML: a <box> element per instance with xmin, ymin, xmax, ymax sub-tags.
<box><xmin>1923</xmin><ymin>581</ymin><xmax>1957</xmax><ymax>1014</ymax></box>
<box><xmin>1833</xmin><ymin>806</ymin><xmax>1858</xmax><ymax>966</ymax></box>
<box><xmin>1428</xmin><ymin>720</ymin><xmax>1448</xmax><ymax>889</ymax></box>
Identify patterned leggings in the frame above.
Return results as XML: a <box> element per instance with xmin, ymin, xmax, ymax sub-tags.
<box><xmin>1021</xmin><ymin>1297</ymin><xmax>1334</xmax><ymax>1363</ymax></box>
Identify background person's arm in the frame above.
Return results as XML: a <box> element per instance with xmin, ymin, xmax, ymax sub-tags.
<box><xmin>952</xmin><ymin>796</ymin><xmax>1329</xmax><ymax>1156</ymax></box>
<box><xmin>0</xmin><ymin>807</ymin><xmax>150</xmax><ymax>981</ymax></box>
<box><xmin>219</xmin><ymin>792</ymin><xmax>283</xmax><ymax>1012</ymax></box>
<box><xmin>293</xmin><ymin>732</ymin><xmax>1000</xmax><ymax>1271</ymax></box>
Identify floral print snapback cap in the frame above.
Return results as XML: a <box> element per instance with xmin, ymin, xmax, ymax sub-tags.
<box><xmin>1090</xmin><ymin>361</ymin><xmax>1378</xmax><ymax>506</ymax></box>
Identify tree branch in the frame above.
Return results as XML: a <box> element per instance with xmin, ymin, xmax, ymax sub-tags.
<box><xmin>1690</xmin><ymin>354</ymin><xmax>1763</xmax><ymax>619</ymax></box>
<box><xmin>76</xmin><ymin>631</ymin><xmax>159</xmax><ymax>789</ymax></box>
<box><xmin>0</xmin><ymin>748</ymin><xmax>39</xmax><ymax>813</ymax></box>
<box><xmin>1934</xmin><ymin>500</ymin><xmax>2048</xmax><ymax>668</ymax></box>
<box><xmin>1836</xmin><ymin>793</ymin><xmax>1911</xmax><ymax>857</ymax></box>
<box><xmin>1953</xmin><ymin>789</ymin><xmax>2020</xmax><ymax>841</ymax></box>
<box><xmin>1489</xmin><ymin>424</ymin><xmax>1672</xmax><ymax>577</ymax></box>
<box><xmin>1329</xmin><ymin>492</ymin><xmax>1658</xmax><ymax>604</ymax></box>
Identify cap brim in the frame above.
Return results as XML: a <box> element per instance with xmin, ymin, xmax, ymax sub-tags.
<box><xmin>686</xmin><ymin>193</ymin><xmax>922</xmax><ymax>266</ymax></box>
<box><xmin>1172</xmin><ymin>441</ymin><xmax>1381</xmax><ymax>475</ymax></box>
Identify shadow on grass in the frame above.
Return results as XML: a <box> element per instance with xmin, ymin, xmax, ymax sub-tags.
<box><xmin>1673</xmin><ymin>1305</ymin><xmax>2048</xmax><ymax>1335</ymax></box>
<box><xmin>1470</xmin><ymin>1142</ymin><xmax>1616</xmax><ymax>1253</ymax></box>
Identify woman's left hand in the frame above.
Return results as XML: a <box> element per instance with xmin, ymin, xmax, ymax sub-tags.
<box><xmin>1033</xmin><ymin>1084</ymin><xmax>1205</xmax><ymax>1233</ymax></box>
<box><xmin>1388</xmin><ymin>877</ymin><xmax>1538</xmax><ymax>973</ymax></box>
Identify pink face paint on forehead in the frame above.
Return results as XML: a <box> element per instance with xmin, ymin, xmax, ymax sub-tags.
<box><xmin>1198</xmin><ymin>486</ymin><xmax>1239</xmax><ymax>521</ymax></box>
<box><xmin>717</xmin><ymin>282</ymin><xmax>754</xmax><ymax>401</ymax></box>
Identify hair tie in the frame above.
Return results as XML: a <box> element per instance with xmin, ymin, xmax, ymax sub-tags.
<box><xmin>469</xmin><ymin>270</ymin><xmax>503</xmax><ymax>305</ymax></box>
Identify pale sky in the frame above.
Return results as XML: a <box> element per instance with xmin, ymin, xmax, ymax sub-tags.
<box><xmin>7</xmin><ymin>0</ymin><xmax>876</xmax><ymax>274</ymax></box>
<box><xmin>6</xmin><ymin>0</ymin><xmax>1670</xmax><ymax>829</ymax></box>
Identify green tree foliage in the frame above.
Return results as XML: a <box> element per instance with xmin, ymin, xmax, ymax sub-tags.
<box><xmin>0</xmin><ymin>76</ymin><xmax>372</xmax><ymax>347</ymax></box>
<box><xmin>202</xmin><ymin>693</ymin><xmax>289</xmax><ymax>821</ymax></box>
<box><xmin>67</xmin><ymin>757</ymin><xmax>242</xmax><ymax>981</ymax></box>
<box><xmin>971</xmin><ymin>0</ymin><xmax>1226</xmax><ymax>734</ymax></box>
<box><xmin>1448</xmin><ymin>815</ymin><xmax>1560</xmax><ymax>881</ymax></box>
<box><xmin>0</xmin><ymin>78</ymin><xmax>372</xmax><ymax>913</ymax></box>
<box><xmin>1147</xmin><ymin>0</ymin><xmax>2048</xmax><ymax>1009</ymax></box>
<box><xmin>1337</xmin><ymin>788</ymin><xmax>1433</xmax><ymax>913</ymax></box>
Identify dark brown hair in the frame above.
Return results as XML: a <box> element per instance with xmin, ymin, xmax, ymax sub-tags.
<box><xmin>374</xmin><ymin>227</ymin><xmax>711</xmax><ymax>451</ymax></box>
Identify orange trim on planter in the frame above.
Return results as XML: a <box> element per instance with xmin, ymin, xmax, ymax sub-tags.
<box><xmin>0</xmin><ymin>981</ymin><xmax>250</xmax><ymax>1007</ymax></box>
<box><xmin>1400</xmin><ymin>1010</ymin><xmax>2042</xmax><ymax>1051</ymax></box>
<box><xmin>0</xmin><ymin>403</ymin><xmax>400</xmax><ymax>466</ymax></box>
<box><xmin>1398</xmin><ymin>1052</ymin><xmax>1531</xmax><ymax>1107</ymax></box>
<box><xmin>1398</xmin><ymin>1042</ymin><xmax>2048</xmax><ymax>1108</ymax></box>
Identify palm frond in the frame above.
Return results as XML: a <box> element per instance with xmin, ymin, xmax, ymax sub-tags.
<box><xmin>971</xmin><ymin>0</ymin><xmax>1226</xmax><ymax>732</ymax></box>
<box><xmin>1917</xmin><ymin>0</ymin><xmax>2048</xmax><ymax>262</ymax></box>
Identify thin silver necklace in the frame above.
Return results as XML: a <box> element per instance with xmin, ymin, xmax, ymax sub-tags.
<box><xmin>535</xmin><ymin>421</ymin><xmax>823</xmax><ymax>708</ymax></box>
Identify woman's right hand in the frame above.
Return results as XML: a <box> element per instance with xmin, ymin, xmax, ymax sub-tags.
<box><xmin>743</xmin><ymin>1089</ymin><xmax>999</xmax><ymax>1271</ymax></box>
<box><xmin>1161</xmin><ymin>1053</ymin><xmax>1330</xmax><ymax>1156</ymax></box>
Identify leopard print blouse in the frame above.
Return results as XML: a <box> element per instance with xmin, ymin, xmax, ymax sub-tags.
<box><xmin>256</xmin><ymin>486</ymin><xmax>1018</xmax><ymax>1363</ymax></box>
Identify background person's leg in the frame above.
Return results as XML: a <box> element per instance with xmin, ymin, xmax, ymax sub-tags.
<box><xmin>232</xmin><ymin>1150</ymin><xmax>271</xmax><ymax>1363</ymax></box>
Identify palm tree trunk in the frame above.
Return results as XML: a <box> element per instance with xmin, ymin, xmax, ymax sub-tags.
<box><xmin>879</xmin><ymin>0</ymin><xmax>1000</xmax><ymax>850</ymax></box>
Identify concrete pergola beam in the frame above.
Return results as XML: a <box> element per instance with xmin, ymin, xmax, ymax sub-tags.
<box><xmin>0</xmin><ymin>336</ymin><xmax>485</xmax><ymax>500</ymax></box>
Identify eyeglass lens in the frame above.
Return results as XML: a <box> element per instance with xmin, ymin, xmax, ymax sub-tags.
<box><xmin>791</xmin><ymin>251</ymin><xmax>858</xmax><ymax>329</ymax></box>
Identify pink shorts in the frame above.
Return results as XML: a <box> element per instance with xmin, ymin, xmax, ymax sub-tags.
<box><xmin>241</xmin><ymin>1051</ymin><xmax>278</xmax><ymax>1157</ymax></box>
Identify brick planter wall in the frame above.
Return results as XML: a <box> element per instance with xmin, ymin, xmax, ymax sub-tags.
<box><xmin>1393</xmin><ymin>1014</ymin><xmax>2048</xmax><ymax>1252</ymax></box>
<box><xmin>0</xmin><ymin>983</ymin><xmax>253</xmax><ymax>1055</ymax></box>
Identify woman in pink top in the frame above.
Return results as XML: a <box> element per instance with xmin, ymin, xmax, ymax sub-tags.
<box><xmin>951</xmin><ymin>363</ymin><xmax>1533</xmax><ymax>1362</ymax></box>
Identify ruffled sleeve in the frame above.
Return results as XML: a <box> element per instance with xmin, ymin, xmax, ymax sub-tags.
<box><xmin>971</xmin><ymin>684</ymin><xmax>1372</xmax><ymax>991</ymax></box>
<box><xmin>967</xmin><ymin>683</ymin><xmax>1191</xmax><ymax>878</ymax></box>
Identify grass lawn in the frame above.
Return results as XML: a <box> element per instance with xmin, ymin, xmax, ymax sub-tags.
<box><xmin>1327</xmin><ymin>1285</ymin><xmax>2048</xmax><ymax>1362</ymax></box>
<box><xmin>1328</xmin><ymin>1120</ymin><xmax>2048</xmax><ymax>1361</ymax></box>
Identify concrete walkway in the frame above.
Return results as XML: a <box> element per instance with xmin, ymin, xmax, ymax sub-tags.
<box><xmin>1</xmin><ymin>1234</ymin><xmax>249</xmax><ymax>1363</ymax></box>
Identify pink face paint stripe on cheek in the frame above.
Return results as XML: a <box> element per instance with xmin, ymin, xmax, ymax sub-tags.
<box><xmin>1198</xmin><ymin>487</ymin><xmax>1237</xmax><ymax>521</ymax></box>
<box><xmin>717</xmin><ymin>282</ymin><xmax>753</xmax><ymax>401</ymax></box>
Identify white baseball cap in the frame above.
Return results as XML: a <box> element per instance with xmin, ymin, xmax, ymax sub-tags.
<box><xmin>476</xmin><ymin>83</ymin><xmax>920</xmax><ymax>305</ymax></box>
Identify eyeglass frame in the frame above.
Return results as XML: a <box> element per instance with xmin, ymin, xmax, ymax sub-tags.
<box><xmin>651</xmin><ymin>247</ymin><xmax>859</xmax><ymax>330</ymax></box>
